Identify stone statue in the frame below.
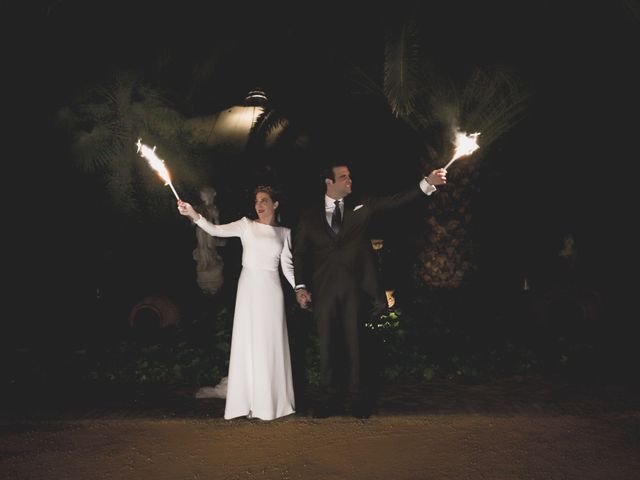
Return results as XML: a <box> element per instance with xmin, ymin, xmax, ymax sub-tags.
<box><xmin>193</xmin><ymin>186</ymin><xmax>225</xmax><ymax>295</ymax></box>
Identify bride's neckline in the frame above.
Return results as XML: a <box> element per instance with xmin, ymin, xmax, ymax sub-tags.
<box><xmin>253</xmin><ymin>218</ymin><xmax>279</xmax><ymax>227</ymax></box>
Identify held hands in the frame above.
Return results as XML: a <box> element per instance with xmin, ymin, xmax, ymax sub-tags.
<box><xmin>426</xmin><ymin>168</ymin><xmax>447</xmax><ymax>186</ymax></box>
<box><xmin>295</xmin><ymin>288</ymin><xmax>312</xmax><ymax>310</ymax></box>
<box><xmin>177</xmin><ymin>200</ymin><xmax>200</xmax><ymax>222</ymax></box>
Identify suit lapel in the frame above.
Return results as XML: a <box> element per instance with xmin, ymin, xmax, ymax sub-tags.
<box><xmin>320</xmin><ymin>208</ymin><xmax>337</xmax><ymax>238</ymax></box>
<box><xmin>341</xmin><ymin>200</ymin><xmax>353</xmax><ymax>228</ymax></box>
<box><xmin>339</xmin><ymin>197</ymin><xmax>360</xmax><ymax>234</ymax></box>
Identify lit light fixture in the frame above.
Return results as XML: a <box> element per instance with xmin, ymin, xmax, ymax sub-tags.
<box><xmin>186</xmin><ymin>88</ymin><xmax>269</xmax><ymax>149</ymax></box>
<box><xmin>371</xmin><ymin>239</ymin><xmax>384</xmax><ymax>250</ymax></box>
<box><xmin>244</xmin><ymin>88</ymin><xmax>268</xmax><ymax>107</ymax></box>
<box><xmin>385</xmin><ymin>290</ymin><xmax>396</xmax><ymax>308</ymax></box>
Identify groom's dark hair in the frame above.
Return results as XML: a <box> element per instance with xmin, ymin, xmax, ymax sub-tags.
<box><xmin>320</xmin><ymin>166</ymin><xmax>336</xmax><ymax>183</ymax></box>
<box><xmin>320</xmin><ymin>162</ymin><xmax>349</xmax><ymax>185</ymax></box>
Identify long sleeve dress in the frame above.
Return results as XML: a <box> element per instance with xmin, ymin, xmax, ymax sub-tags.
<box><xmin>195</xmin><ymin>216</ymin><xmax>296</xmax><ymax>420</ymax></box>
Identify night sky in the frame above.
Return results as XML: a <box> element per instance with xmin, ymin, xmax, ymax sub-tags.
<box><xmin>4</xmin><ymin>1</ymin><xmax>638</xmax><ymax>345</ymax></box>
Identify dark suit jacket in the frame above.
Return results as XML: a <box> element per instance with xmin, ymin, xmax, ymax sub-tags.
<box><xmin>292</xmin><ymin>185</ymin><xmax>426</xmax><ymax>315</ymax></box>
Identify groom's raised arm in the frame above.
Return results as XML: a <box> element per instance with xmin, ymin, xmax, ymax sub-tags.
<box><xmin>367</xmin><ymin>168</ymin><xmax>446</xmax><ymax>214</ymax></box>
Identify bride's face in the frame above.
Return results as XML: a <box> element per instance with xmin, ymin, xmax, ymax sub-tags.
<box><xmin>255</xmin><ymin>192</ymin><xmax>278</xmax><ymax>219</ymax></box>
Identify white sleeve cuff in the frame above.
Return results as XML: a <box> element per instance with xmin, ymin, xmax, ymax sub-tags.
<box><xmin>419</xmin><ymin>178</ymin><xmax>437</xmax><ymax>195</ymax></box>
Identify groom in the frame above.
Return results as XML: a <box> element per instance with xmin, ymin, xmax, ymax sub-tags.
<box><xmin>293</xmin><ymin>162</ymin><xmax>447</xmax><ymax>418</ymax></box>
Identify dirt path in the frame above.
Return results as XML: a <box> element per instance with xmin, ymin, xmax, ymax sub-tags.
<box><xmin>2</xmin><ymin>379</ymin><xmax>639</xmax><ymax>479</ymax></box>
<box><xmin>2</xmin><ymin>413</ymin><xmax>640</xmax><ymax>479</ymax></box>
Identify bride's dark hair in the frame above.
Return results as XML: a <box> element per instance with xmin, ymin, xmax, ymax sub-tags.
<box><xmin>254</xmin><ymin>185</ymin><xmax>281</xmax><ymax>203</ymax></box>
<box><xmin>249</xmin><ymin>185</ymin><xmax>283</xmax><ymax>223</ymax></box>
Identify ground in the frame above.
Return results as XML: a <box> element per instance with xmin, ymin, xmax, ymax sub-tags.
<box><xmin>2</xmin><ymin>377</ymin><xmax>639</xmax><ymax>479</ymax></box>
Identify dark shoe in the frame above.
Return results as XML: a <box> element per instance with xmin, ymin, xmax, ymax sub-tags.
<box><xmin>352</xmin><ymin>408</ymin><xmax>370</xmax><ymax>419</ymax></box>
<box><xmin>351</xmin><ymin>400</ymin><xmax>370</xmax><ymax>419</ymax></box>
<box><xmin>312</xmin><ymin>404</ymin><xmax>332</xmax><ymax>419</ymax></box>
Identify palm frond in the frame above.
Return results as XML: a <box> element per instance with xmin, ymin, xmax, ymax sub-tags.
<box><xmin>383</xmin><ymin>20</ymin><xmax>421</xmax><ymax>118</ymax></box>
<box><xmin>73</xmin><ymin>125</ymin><xmax>123</xmax><ymax>172</ymax></box>
<box><xmin>459</xmin><ymin>66</ymin><xmax>530</xmax><ymax>150</ymax></box>
<box><xmin>57</xmin><ymin>70</ymin><xmax>190</xmax><ymax>211</ymax></box>
<box><xmin>250</xmin><ymin>109</ymin><xmax>288</xmax><ymax>144</ymax></box>
<box><xmin>348</xmin><ymin>65</ymin><xmax>385</xmax><ymax>96</ymax></box>
<box><xmin>104</xmin><ymin>154</ymin><xmax>137</xmax><ymax>213</ymax></box>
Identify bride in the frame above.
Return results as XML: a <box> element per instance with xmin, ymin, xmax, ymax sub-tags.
<box><xmin>178</xmin><ymin>186</ymin><xmax>296</xmax><ymax>420</ymax></box>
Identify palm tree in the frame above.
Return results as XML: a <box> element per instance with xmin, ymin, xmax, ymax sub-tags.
<box><xmin>353</xmin><ymin>16</ymin><xmax>530</xmax><ymax>289</ymax></box>
<box><xmin>56</xmin><ymin>70</ymin><xmax>190</xmax><ymax>215</ymax></box>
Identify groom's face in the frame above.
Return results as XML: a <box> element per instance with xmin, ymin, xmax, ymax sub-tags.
<box><xmin>327</xmin><ymin>166</ymin><xmax>352</xmax><ymax>199</ymax></box>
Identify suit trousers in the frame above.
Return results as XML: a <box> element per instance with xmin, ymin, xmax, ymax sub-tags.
<box><xmin>313</xmin><ymin>285</ymin><xmax>364</xmax><ymax>401</ymax></box>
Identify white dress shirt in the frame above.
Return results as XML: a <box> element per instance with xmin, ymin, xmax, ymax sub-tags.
<box><xmin>325</xmin><ymin>195</ymin><xmax>343</xmax><ymax>226</ymax></box>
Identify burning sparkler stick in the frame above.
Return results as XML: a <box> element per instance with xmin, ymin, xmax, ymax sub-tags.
<box><xmin>443</xmin><ymin>130</ymin><xmax>481</xmax><ymax>170</ymax></box>
<box><xmin>136</xmin><ymin>138</ymin><xmax>180</xmax><ymax>200</ymax></box>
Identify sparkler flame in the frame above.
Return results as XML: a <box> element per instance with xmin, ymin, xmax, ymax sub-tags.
<box><xmin>444</xmin><ymin>130</ymin><xmax>481</xmax><ymax>170</ymax></box>
<box><xmin>136</xmin><ymin>139</ymin><xmax>180</xmax><ymax>200</ymax></box>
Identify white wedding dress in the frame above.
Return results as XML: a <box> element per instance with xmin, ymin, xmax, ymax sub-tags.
<box><xmin>195</xmin><ymin>216</ymin><xmax>296</xmax><ymax>420</ymax></box>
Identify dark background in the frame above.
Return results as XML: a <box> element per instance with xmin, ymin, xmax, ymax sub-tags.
<box><xmin>3</xmin><ymin>1</ymin><xmax>637</xmax><ymax>374</ymax></box>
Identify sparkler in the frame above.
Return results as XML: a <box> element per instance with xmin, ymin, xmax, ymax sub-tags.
<box><xmin>136</xmin><ymin>139</ymin><xmax>180</xmax><ymax>200</ymax></box>
<box><xmin>443</xmin><ymin>130</ymin><xmax>481</xmax><ymax>170</ymax></box>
